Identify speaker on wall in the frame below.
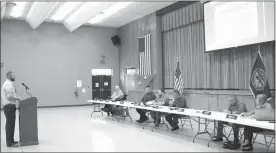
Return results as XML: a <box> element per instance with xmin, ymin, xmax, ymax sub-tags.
<box><xmin>111</xmin><ymin>35</ymin><xmax>120</xmax><ymax>46</ymax></box>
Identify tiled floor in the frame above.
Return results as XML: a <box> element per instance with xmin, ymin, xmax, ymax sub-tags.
<box><xmin>1</xmin><ymin>106</ymin><xmax>275</xmax><ymax>152</ymax></box>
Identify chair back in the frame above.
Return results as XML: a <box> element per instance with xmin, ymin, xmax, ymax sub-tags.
<box><xmin>114</xmin><ymin>93</ymin><xmax>127</xmax><ymax>101</ymax></box>
<box><xmin>122</xmin><ymin>94</ymin><xmax>128</xmax><ymax>100</ymax></box>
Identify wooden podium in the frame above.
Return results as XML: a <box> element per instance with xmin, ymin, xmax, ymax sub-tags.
<box><xmin>19</xmin><ymin>97</ymin><xmax>39</xmax><ymax>146</ymax></box>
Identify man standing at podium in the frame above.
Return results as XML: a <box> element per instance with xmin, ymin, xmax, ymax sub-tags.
<box><xmin>1</xmin><ymin>71</ymin><xmax>21</xmax><ymax>147</ymax></box>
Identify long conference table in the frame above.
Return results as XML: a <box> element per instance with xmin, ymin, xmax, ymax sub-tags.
<box><xmin>87</xmin><ymin>100</ymin><xmax>275</xmax><ymax>147</ymax></box>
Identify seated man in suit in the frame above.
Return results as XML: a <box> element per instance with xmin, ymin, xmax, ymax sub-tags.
<box><xmin>212</xmin><ymin>95</ymin><xmax>247</xmax><ymax>149</ymax></box>
<box><xmin>136</xmin><ymin>86</ymin><xmax>156</xmax><ymax>123</ymax></box>
<box><xmin>146</xmin><ymin>89</ymin><xmax>170</xmax><ymax>127</ymax></box>
<box><xmin>101</xmin><ymin>85</ymin><xmax>124</xmax><ymax>116</ymax></box>
<box><xmin>240</xmin><ymin>93</ymin><xmax>275</xmax><ymax>151</ymax></box>
<box><xmin>165</xmin><ymin>90</ymin><xmax>187</xmax><ymax>131</ymax></box>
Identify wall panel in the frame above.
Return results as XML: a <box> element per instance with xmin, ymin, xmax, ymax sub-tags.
<box><xmin>118</xmin><ymin>13</ymin><xmax>163</xmax><ymax>91</ymax></box>
<box><xmin>161</xmin><ymin>2</ymin><xmax>203</xmax><ymax>32</ymax></box>
<box><xmin>1</xmin><ymin>20</ymin><xmax>119</xmax><ymax>107</ymax></box>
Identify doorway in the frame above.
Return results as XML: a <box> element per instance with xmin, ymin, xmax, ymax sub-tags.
<box><xmin>124</xmin><ymin>67</ymin><xmax>136</xmax><ymax>93</ymax></box>
<box><xmin>91</xmin><ymin>69</ymin><xmax>112</xmax><ymax>100</ymax></box>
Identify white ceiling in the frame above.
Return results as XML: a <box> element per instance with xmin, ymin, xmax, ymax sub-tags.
<box><xmin>1</xmin><ymin>1</ymin><xmax>175</xmax><ymax>32</ymax></box>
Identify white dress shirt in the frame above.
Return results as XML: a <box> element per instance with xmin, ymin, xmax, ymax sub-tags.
<box><xmin>111</xmin><ymin>90</ymin><xmax>124</xmax><ymax>100</ymax></box>
<box><xmin>1</xmin><ymin>79</ymin><xmax>17</xmax><ymax>106</ymax></box>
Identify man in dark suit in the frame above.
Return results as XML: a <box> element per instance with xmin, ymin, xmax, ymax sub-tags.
<box><xmin>136</xmin><ymin>86</ymin><xmax>156</xmax><ymax>123</ymax></box>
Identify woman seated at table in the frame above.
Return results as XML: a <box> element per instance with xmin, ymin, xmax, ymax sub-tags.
<box><xmin>240</xmin><ymin>93</ymin><xmax>275</xmax><ymax>151</ymax></box>
<box><xmin>146</xmin><ymin>89</ymin><xmax>170</xmax><ymax>127</ymax></box>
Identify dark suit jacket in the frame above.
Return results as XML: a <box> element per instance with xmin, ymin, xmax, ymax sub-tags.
<box><xmin>141</xmin><ymin>91</ymin><xmax>156</xmax><ymax>105</ymax></box>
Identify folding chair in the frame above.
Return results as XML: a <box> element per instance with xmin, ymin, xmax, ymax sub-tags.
<box><xmin>111</xmin><ymin>94</ymin><xmax>132</xmax><ymax>122</ymax></box>
<box><xmin>111</xmin><ymin>106</ymin><xmax>132</xmax><ymax>122</ymax></box>
<box><xmin>210</xmin><ymin>120</ymin><xmax>231</xmax><ymax>142</ymax></box>
<box><xmin>223</xmin><ymin>124</ymin><xmax>244</xmax><ymax>141</ymax></box>
<box><xmin>151</xmin><ymin>114</ymin><xmax>169</xmax><ymax>132</ymax></box>
<box><xmin>142</xmin><ymin>111</ymin><xmax>154</xmax><ymax>129</ymax></box>
<box><xmin>253</xmin><ymin>130</ymin><xmax>275</xmax><ymax>149</ymax></box>
<box><xmin>178</xmin><ymin>116</ymin><xmax>193</xmax><ymax>131</ymax></box>
<box><xmin>143</xmin><ymin>112</ymin><xmax>169</xmax><ymax>132</ymax></box>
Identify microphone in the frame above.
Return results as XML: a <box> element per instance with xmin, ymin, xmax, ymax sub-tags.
<box><xmin>22</xmin><ymin>83</ymin><xmax>30</xmax><ymax>90</ymax></box>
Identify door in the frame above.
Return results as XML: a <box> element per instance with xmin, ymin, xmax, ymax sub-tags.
<box><xmin>102</xmin><ymin>75</ymin><xmax>111</xmax><ymax>99</ymax></box>
<box><xmin>92</xmin><ymin>76</ymin><xmax>101</xmax><ymax>100</ymax></box>
<box><xmin>124</xmin><ymin>74</ymin><xmax>135</xmax><ymax>94</ymax></box>
<box><xmin>124</xmin><ymin>68</ymin><xmax>136</xmax><ymax>93</ymax></box>
<box><xmin>92</xmin><ymin>75</ymin><xmax>111</xmax><ymax>100</ymax></box>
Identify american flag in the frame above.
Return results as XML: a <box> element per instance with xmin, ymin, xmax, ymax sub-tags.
<box><xmin>174</xmin><ymin>61</ymin><xmax>184</xmax><ymax>94</ymax></box>
<box><xmin>138</xmin><ymin>34</ymin><xmax>151</xmax><ymax>75</ymax></box>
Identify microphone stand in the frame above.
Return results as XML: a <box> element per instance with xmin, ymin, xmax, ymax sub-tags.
<box><xmin>25</xmin><ymin>88</ymin><xmax>32</xmax><ymax>98</ymax></box>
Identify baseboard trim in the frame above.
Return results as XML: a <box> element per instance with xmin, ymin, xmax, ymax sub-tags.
<box><xmin>19</xmin><ymin>141</ymin><xmax>39</xmax><ymax>146</ymax></box>
<box><xmin>37</xmin><ymin>104</ymin><xmax>93</xmax><ymax>109</ymax></box>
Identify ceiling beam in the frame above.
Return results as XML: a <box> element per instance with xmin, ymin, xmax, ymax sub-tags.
<box><xmin>25</xmin><ymin>2</ymin><xmax>59</xmax><ymax>29</ymax></box>
<box><xmin>64</xmin><ymin>2</ymin><xmax>115</xmax><ymax>32</ymax></box>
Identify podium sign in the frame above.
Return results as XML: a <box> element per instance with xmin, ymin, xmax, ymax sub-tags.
<box><xmin>19</xmin><ymin>97</ymin><xmax>39</xmax><ymax>146</ymax></box>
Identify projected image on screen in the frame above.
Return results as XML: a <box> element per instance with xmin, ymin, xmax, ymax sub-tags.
<box><xmin>204</xmin><ymin>2</ymin><xmax>275</xmax><ymax>52</ymax></box>
<box><xmin>215</xmin><ymin>2</ymin><xmax>258</xmax><ymax>41</ymax></box>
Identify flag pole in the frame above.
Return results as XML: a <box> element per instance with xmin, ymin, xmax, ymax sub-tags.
<box><xmin>257</xmin><ymin>43</ymin><xmax>265</xmax><ymax>61</ymax></box>
<box><xmin>174</xmin><ymin>57</ymin><xmax>179</xmax><ymax>90</ymax></box>
<box><xmin>176</xmin><ymin>57</ymin><xmax>183</xmax><ymax>95</ymax></box>
<box><xmin>249</xmin><ymin>44</ymin><xmax>261</xmax><ymax>99</ymax></box>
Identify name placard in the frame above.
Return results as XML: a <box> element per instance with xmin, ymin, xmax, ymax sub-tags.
<box><xmin>202</xmin><ymin>111</ymin><xmax>212</xmax><ymax>115</ymax></box>
<box><xmin>226</xmin><ymin>114</ymin><xmax>237</xmax><ymax>120</ymax></box>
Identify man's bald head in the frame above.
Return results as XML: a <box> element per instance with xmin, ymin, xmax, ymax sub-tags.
<box><xmin>6</xmin><ymin>71</ymin><xmax>15</xmax><ymax>82</ymax></box>
<box><xmin>115</xmin><ymin>85</ymin><xmax>120</xmax><ymax>91</ymax></box>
